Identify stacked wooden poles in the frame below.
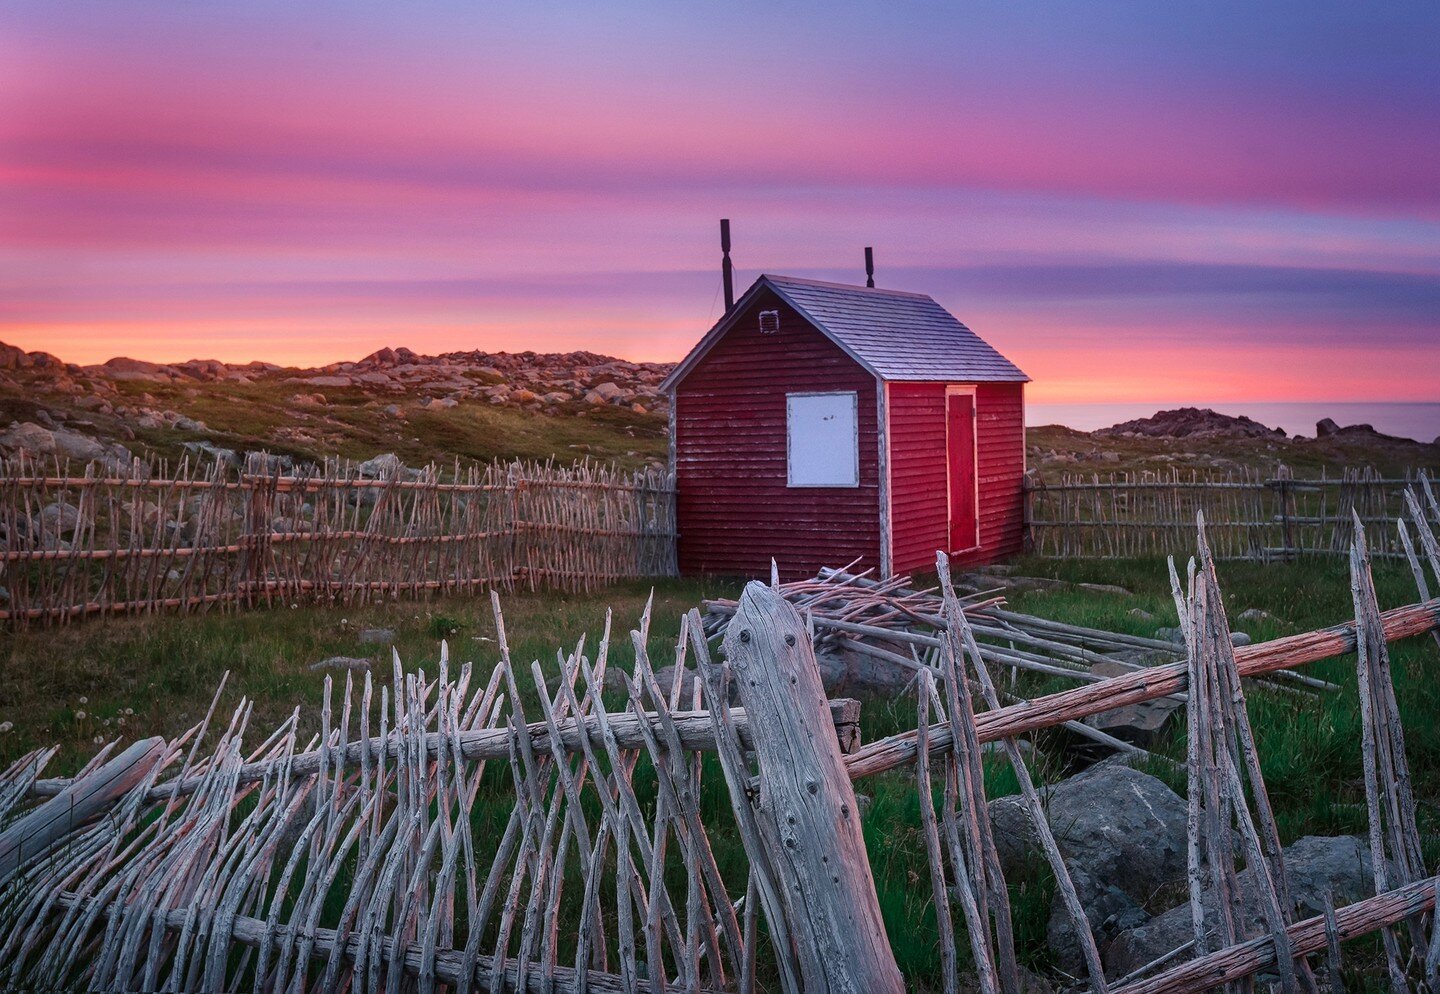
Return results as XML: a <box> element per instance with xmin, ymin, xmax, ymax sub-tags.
<box><xmin>929</xmin><ymin>550</ymin><xmax>1110</xmax><ymax>994</ymax></box>
<box><xmin>1169</xmin><ymin>518</ymin><xmax>1315</xmax><ymax>994</ymax></box>
<box><xmin>706</xmin><ymin>581</ymin><xmax>904</xmax><ymax>994</ymax></box>
<box><xmin>0</xmin><ymin>593</ymin><xmax>759</xmax><ymax>992</ymax></box>
<box><xmin>1350</xmin><ymin>512</ymin><xmax>1433</xmax><ymax>990</ymax></box>
<box><xmin>1397</xmin><ymin>477</ymin><xmax>1440</xmax><ymax>651</ymax></box>
<box><xmin>844</xmin><ymin>590</ymin><xmax>1440</xmax><ymax>782</ymax></box>
<box><xmin>1115</xmin><ymin>517</ymin><xmax>1439</xmax><ymax>994</ymax></box>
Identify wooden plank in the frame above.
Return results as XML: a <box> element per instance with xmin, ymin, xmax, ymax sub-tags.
<box><xmin>718</xmin><ymin>582</ymin><xmax>903</xmax><ymax>993</ymax></box>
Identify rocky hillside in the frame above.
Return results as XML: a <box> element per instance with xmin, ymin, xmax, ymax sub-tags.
<box><xmin>2</xmin><ymin>341</ymin><xmax>1435</xmax><ymax>480</ymax></box>
<box><xmin>1030</xmin><ymin>407</ymin><xmax>1440</xmax><ymax>478</ymax></box>
<box><xmin>0</xmin><ymin>341</ymin><xmax>673</xmax><ymax>471</ymax></box>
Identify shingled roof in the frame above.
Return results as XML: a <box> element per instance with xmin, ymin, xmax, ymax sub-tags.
<box><xmin>662</xmin><ymin>274</ymin><xmax>1028</xmax><ymax>391</ymax></box>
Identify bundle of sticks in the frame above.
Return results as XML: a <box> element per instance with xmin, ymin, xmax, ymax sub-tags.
<box><xmin>703</xmin><ymin>559</ymin><xmax>1335</xmax><ymax>766</ymax></box>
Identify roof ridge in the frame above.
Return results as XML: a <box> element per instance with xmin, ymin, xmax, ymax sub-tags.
<box><xmin>760</xmin><ymin>273</ymin><xmax>933</xmax><ymax>300</ymax></box>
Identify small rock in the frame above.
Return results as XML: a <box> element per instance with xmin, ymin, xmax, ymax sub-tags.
<box><xmin>50</xmin><ymin>428</ymin><xmax>107</xmax><ymax>462</ymax></box>
<box><xmin>1236</xmin><ymin>608</ymin><xmax>1276</xmax><ymax>624</ymax></box>
<box><xmin>1084</xmin><ymin>661</ymin><xmax>1184</xmax><ymax>748</ymax></box>
<box><xmin>40</xmin><ymin>501</ymin><xmax>81</xmax><ymax>533</ymax></box>
<box><xmin>182</xmin><ymin>440</ymin><xmax>240</xmax><ymax>466</ymax></box>
<box><xmin>1152</xmin><ymin>625</ymin><xmax>1249</xmax><ymax>647</ymax></box>
<box><xmin>358</xmin><ymin>453</ymin><xmax>402</xmax><ymax>478</ymax></box>
<box><xmin>649</xmin><ymin>665</ymin><xmax>702</xmax><ymax>704</ymax></box>
<box><xmin>309</xmin><ymin>656</ymin><xmax>373</xmax><ymax>672</ymax></box>
<box><xmin>357</xmin><ymin>627</ymin><xmax>396</xmax><ymax>645</ymax></box>
<box><xmin>1077</xmin><ymin>582</ymin><xmax>1133</xmax><ymax>596</ymax></box>
<box><xmin>1127</xmin><ymin>607</ymin><xmax>1155</xmax><ymax>621</ymax></box>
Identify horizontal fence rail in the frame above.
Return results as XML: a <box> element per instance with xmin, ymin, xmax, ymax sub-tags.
<box><xmin>1026</xmin><ymin>466</ymin><xmax>1435</xmax><ymax>561</ymax></box>
<box><xmin>0</xmin><ymin>454</ymin><xmax>676</xmax><ymax>626</ymax></box>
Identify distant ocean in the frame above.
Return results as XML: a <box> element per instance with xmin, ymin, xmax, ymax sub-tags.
<box><xmin>1026</xmin><ymin>402</ymin><xmax>1440</xmax><ymax>443</ymax></box>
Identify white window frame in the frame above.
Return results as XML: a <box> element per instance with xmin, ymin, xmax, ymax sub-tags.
<box><xmin>786</xmin><ymin>391</ymin><xmax>860</xmax><ymax>488</ymax></box>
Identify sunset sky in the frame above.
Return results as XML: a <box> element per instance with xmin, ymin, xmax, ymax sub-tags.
<box><xmin>2</xmin><ymin>2</ymin><xmax>1437</xmax><ymax>404</ymax></box>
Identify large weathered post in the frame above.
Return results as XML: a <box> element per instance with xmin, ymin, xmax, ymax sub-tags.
<box><xmin>720</xmin><ymin>581</ymin><xmax>904</xmax><ymax>994</ymax></box>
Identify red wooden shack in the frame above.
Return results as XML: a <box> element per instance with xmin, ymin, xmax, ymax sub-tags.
<box><xmin>661</xmin><ymin>273</ymin><xmax>1029</xmax><ymax>580</ymax></box>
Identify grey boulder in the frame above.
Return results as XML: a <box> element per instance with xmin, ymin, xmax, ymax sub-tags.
<box><xmin>988</xmin><ymin>761</ymin><xmax>1188</xmax><ymax>974</ymax></box>
<box><xmin>1105</xmin><ymin>835</ymin><xmax>1374</xmax><ymax>979</ymax></box>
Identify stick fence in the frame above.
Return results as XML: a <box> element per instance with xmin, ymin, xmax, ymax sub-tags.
<box><xmin>0</xmin><ymin>453</ymin><xmax>677</xmax><ymax>626</ymax></box>
<box><xmin>1026</xmin><ymin>465</ymin><xmax>1434</xmax><ymax>561</ymax></box>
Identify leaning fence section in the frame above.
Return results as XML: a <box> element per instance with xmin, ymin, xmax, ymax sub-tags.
<box><xmin>3</xmin><ymin>495</ymin><xmax>1440</xmax><ymax>991</ymax></box>
<box><xmin>1027</xmin><ymin>465</ymin><xmax>1434</xmax><ymax>561</ymax></box>
<box><xmin>0</xmin><ymin>454</ymin><xmax>677</xmax><ymax>626</ymax></box>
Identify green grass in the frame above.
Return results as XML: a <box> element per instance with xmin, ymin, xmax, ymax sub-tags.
<box><xmin>0</xmin><ymin>578</ymin><xmax>733</xmax><ymax>771</ymax></box>
<box><xmin>999</xmin><ymin>556</ymin><xmax>1440</xmax><ymax>789</ymax></box>
<box><xmin>1</xmin><ymin>555</ymin><xmax>1436</xmax><ymax>990</ymax></box>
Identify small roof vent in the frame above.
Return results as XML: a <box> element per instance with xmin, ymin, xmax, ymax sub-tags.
<box><xmin>758</xmin><ymin>309</ymin><xmax>780</xmax><ymax>334</ymax></box>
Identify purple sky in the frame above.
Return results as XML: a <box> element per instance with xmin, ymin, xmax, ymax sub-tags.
<box><xmin>2</xmin><ymin>1</ymin><xmax>1437</xmax><ymax>402</ymax></box>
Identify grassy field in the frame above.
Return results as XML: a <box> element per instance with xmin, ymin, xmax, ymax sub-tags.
<box><xmin>0</xmin><ymin>377</ymin><xmax>670</xmax><ymax>470</ymax></box>
<box><xmin>1</xmin><ymin>554</ymin><xmax>1436</xmax><ymax>989</ymax></box>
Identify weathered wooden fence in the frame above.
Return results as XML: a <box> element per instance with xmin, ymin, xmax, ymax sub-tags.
<box><xmin>1027</xmin><ymin>466</ymin><xmax>1434</xmax><ymax>561</ymax></box>
<box><xmin>0</xmin><ymin>454</ymin><xmax>676</xmax><ymax>626</ymax></box>
<box><xmin>3</xmin><ymin>487</ymin><xmax>1439</xmax><ymax>992</ymax></box>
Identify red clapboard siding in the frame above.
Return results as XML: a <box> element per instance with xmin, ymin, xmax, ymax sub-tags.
<box><xmin>956</xmin><ymin>381</ymin><xmax>1026</xmax><ymax>567</ymax></box>
<box><xmin>886</xmin><ymin>383</ymin><xmax>949</xmax><ymax>574</ymax></box>
<box><xmin>673</xmin><ymin>288</ymin><xmax>881</xmax><ymax>580</ymax></box>
<box><xmin>887</xmin><ymin>380</ymin><xmax>1026</xmax><ymax>574</ymax></box>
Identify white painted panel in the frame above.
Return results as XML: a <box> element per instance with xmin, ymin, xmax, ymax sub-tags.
<box><xmin>787</xmin><ymin>392</ymin><xmax>859</xmax><ymax>487</ymax></box>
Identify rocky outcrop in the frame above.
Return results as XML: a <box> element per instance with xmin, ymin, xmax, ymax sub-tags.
<box><xmin>1315</xmin><ymin>418</ymin><xmax>1414</xmax><ymax>444</ymax></box>
<box><xmin>0</xmin><ymin>422</ymin><xmax>133</xmax><ymax>468</ymax></box>
<box><xmin>1096</xmin><ymin>408</ymin><xmax>1286</xmax><ymax>440</ymax></box>
<box><xmin>0</xmin><ymin>337</ymin><xmax>674</xmax><ymax>472</ymax></box>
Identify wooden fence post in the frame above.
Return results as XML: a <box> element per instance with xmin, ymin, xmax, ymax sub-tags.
<box><xmin>1021</xmin><ymin>472</ymin><xmax>1036</xmax><ymax>554</ymax></box>
<box><xmin>720</xmin><ymin>581</ymin><xmax>905</xmax><ymax>994</ymax></box>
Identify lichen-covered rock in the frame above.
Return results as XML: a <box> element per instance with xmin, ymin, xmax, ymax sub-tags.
<box><xmin>1104</xmin><ymin>835</ymin><xmax>1374</xmax><ymax>979</ymax></box>
<box><xmin>985</xmin><ymin>760</ymin><xmax>1189</xmax><ymax>974</ymax></box>
<box><xmin>0</xmin><ymin>422</ymin><xmax>57</xmax><ymax>454</ymax></box>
